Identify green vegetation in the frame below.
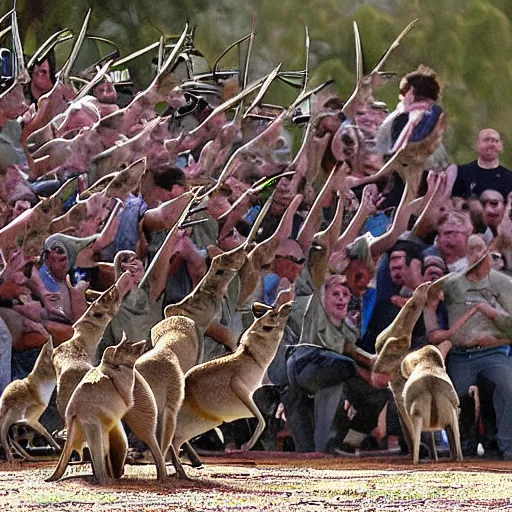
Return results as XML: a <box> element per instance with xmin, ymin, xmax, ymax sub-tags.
<box><xmin>2</xmin><ymin>0</ymin><xmax>512</xmax><ymax>166</ymax></box>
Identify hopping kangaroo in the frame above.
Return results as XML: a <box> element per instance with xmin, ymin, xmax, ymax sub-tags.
<box><xmin>134</xmin><ymin>316</ymin><xmax>199</xmax><ymax>479</ymax></box>
<box><xmin>173</xmin><ymin>301</ymin><xmax>293</xmax><ymax>458</ymax></box>
<box><xmin>373</xmin><ymin>282</ymin><xmax>432</xmax><ymax>453</ymax></box>
<box><xmin>164</xmin><ymin>243</ymin><xmax>247</xmax><ymax>360</ymax></box>
<box><xmin>46</xmin><ymin>338</ymin><xmax>147</xmax><ymax>484</ymax></box>
<box><xmin>401</xmin><ymin>345</ymin><xmax>462</xmax><ymax>464</ymax></box>
<box><xmin>0</xmin><ymin>338</ymin><xmax>60</xmax><ymax>462</ymax></box>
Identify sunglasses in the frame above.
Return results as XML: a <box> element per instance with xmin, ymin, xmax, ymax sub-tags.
<box><xmin>491</xmin><ymin>252</ymin><xmax>503</xmax><ymax>261</ymax></box>
<box><xmin>276</xmin><ymin>255</ymin><xmax>306</xmax><ymax>265</ymax></box>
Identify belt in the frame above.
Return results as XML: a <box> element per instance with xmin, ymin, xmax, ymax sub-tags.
<box><xmin>451</xmin><ymin>345</ymin><xmax>510</xmax><ymax>356</ymax></box>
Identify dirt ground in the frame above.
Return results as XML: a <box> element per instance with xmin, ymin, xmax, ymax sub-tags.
<box><xmin>2</xmin><ymin>452</ymin><xmax>512</xmax><ymax>511</ymax></box>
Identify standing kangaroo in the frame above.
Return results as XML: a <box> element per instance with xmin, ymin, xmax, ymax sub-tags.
<box><xmin>0</xmin><ymin>338</ymin><xmax>59</xmax><ymax>462</ymax></box>
<box><xmin>51</xmin><ymin>273</ymin><xmax>167</xmax><ymax>481</ymax></box>
<box><xmin>373</xmin><ymin>282</ymin><xmax>432</xmax><ymax>453</ymax></box>
<box><xmin>164</xmin><ymin>243</ymin><xmax>247</xmax><ymax>360</ymax></box>
<box><xmin>134</xmin><ymin>315</ymin><xmax>198</xmax><ymax>479</ymax></box>
<box><xmin>173</xmin><ymin>301</ymin><xmax>293</xmax><ymax>458</ymax></box>
<box><xmin>46</xmin><ymin>338</ymin><xmax>147</xmax><ymax>484</ymax></box>
<box><xmin>401</xmin><ymin>345</ymin><xmax>462</xmax><ymax>464</ymax></box>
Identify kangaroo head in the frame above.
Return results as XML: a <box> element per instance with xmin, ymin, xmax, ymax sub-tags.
<box><xmin>373</xmin><ymin>335</ymin><xmax>410</xmax><ymax>375</ymax></box>
<box><xmin>252</xmin><ymin>300</ymin><xmax>293</xmax><ymax>335</ymax></box>
<box><xmin>202</xmin><ymin>246</ymin><xmax>247</xmax><ymax>294</ymax></box>
<box><xmin>103</xmin><ymin>337</ymin><xmax>147</xmax><ymax>367</ymax></box>
<box><xmin>211</xmin><ymin>244</ymin><xmax>247</xmax><ymax>272</ymax></box>
<box><xmin>401</xmin><ymin>345</ymin><xmax>445</xmax><ymax>379</ymax></box>
<box><xmin>78</xmin><ymin>278</ymin><xmax>125</xmax><ymax>328</ymax></box>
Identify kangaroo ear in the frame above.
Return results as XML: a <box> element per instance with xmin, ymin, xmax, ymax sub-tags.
<box><xmin>118</xmin><ymin>332</ymin><xmax>128</xmax><ymax>346</ymax></box>
<box><xmin>131</xmin><ymin>340</ymin><xmax>147</xmax><ymax>356</ymax></box>
<box><xmin>251</xmin><ymin>302</ymin><xmax>273</xmax><ymax>318</ymax></box>
<box><xmin>401</xmin><ymin>351</ymin><xmax>419</xmax><ymax>379</ymax></box>
<box><xmin>278</xmin><ymin>301</ymin><xmax>294</xmax><ymax>316</ymax></box>
<box><xmin>103</xmin><ymin>345</ymin><xmax>115</xmax><ymax>361</ymax></box>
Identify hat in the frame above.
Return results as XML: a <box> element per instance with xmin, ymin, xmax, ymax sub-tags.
<box><xmin>43</xmin><ymin>233</ymin><xmax>99</xmax><ymax>271</ymax></box>
<box><xmin>347</xmin><ymin>233</ymin><xmax>376</xmax><ymax>274</ymax></box>
<box><xmin>423</xmin><ymin>254</ymin><xmax>447</xmax><ymax>273</ymax></box>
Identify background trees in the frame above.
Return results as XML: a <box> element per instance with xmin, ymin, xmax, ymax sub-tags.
<box><xmin>2</xmin><ymin>0</ymin><xmax>511</xmax><ymax>166</ymax></box>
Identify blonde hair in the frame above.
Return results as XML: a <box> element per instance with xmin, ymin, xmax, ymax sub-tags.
<box><xmin>320</xmin><ymin>273</ymin><xmax>350</xmax><ymax>307</ymax></box>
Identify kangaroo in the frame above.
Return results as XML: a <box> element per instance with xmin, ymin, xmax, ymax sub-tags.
<box><xmin>52</xmin><ymin>273</ymin><xmax>133</xmax><ymax>420</ymax></box>
<box><xmin>0</xmin><ymin>338</ymin><xmax>60</xmax><ymax>462</ymax></box>
<box><xmin>46</xmin><ymin>338</ymin><xmax>147</xmax><ymax>484</ymax></box>
<box><xmin>164</xmin><ymin>243</ymin><xmax>247</xmax><ymax>360</ymax></box>
<box><xmin>373</xmin><ymin>282</ymin><xmax>432</xmax><ymax>453</ymax></box>
<box><xmin>401</xmin><ymin>345</ymin><xmax>462</xmax><ymax>464</ymax></box>
<box><xmin>134</xmin><ymin>315</ymin><xmax>198</xmax><ymax>479</ymax></box>
<box><xmin>52</xmin><ymin>272</ymin><xmax>167</xmax><ymax>481</ymax></box>
<box><xmin>172</xmin><ymin>301</ymin><xmax>293</xmax><ymax>459</ymax></box>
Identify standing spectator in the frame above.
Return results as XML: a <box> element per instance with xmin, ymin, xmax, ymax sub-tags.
<box><xmin>450</xmin><ymin>129</ymin><xmax>512</xmax><ymax>199</ymax></box>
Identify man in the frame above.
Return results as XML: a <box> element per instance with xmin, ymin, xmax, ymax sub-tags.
<box><xmin>354</xmin><ymin>102</ymin><xmax>389</xmax><ymax>140</ymax></box>
<box><xmin>285</xmin><ymin>274</ymin><xmax>394</xmax><ymax>453</ymax></box>
<box><xmin>436</xmin><ymin>212</ymin><xmax>473</xmax><ymax>272</ymax></box>
<box><xmin>450</xmin><ymin>129</ymin><xmax>512</xmax><ymax>199</ymax></box>
<box><xmin>39</xmin><ymin>235</ymin><xmax>91</xmax><ymax>325</ymax></box>
<box><xmin>426</xmin><ymin>247</ymin><xmax>512</xmax><ymax>459</ymax></box>
<box><xmin>360</xmin><ymin>240</ymin><xmax>426</xmax><ymax>353</ymax></box>
<box><xmin>28</xmin><ymin>56</ymin><xmax>55</xmax><ymax>103</ymax></box>
<box><xmin>109</xmin><ymin>165</ymin><xmax>188</xmax><ymax>259</ymax></box>
<box><xmin>480</xmin><ymin>189</ymin><xmax>506</xmax><ymax>235</ymax></box>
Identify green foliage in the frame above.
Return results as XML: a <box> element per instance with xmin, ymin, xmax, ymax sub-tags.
<box><xmin>2</xmin><ymin>0</ymin><xmax>512</xmax><ymax>166</ymax></box>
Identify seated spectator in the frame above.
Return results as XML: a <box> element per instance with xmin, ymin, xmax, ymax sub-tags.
<box><xmin>449</xmin><ymin>128</ymin><xmax>512</xmax><ymax>200</ymax></box>
<box><xmin>284</xmin><ymin>274</ymin><xmax>396</xmax><ymax>453</ymax></box>
<box><xmin>425</xmin><ymin>244</ymin><xmax>512</xmax><ymax>458</ymax></box>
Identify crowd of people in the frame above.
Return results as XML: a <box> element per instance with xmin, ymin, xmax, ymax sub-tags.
<box><xmin>2</xmin><ymin>19</ymin><xmax>512</xmax><ymax>462</ymax></box>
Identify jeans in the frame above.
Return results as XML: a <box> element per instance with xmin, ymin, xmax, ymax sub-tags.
<box><xmin>0</xmin><ymin>317</ymin><xmax>12</xmax><ymax>395</ymax></box>
<box><xmin>284</xmin><ymin>345</ymin><xmax>391</xmax><ymax>452</ymax></box>
<box><xmin>447</xmin><ymin>346</ymin><xmax>512</xmax><ymax>455</ymax></box>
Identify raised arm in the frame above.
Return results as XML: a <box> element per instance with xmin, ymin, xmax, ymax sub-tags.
<box><xmin>409</xmin><ymin>171</ymin><xmax>450</xmax><ymax>241</ymax></box>
<box><xmin>140</xmin><ymin>193</ymin><xmax>194</xmax><ymax>303</ymax></box>
<box><xmin>309</xmin><ymin>190</ymin><xmax>345</xmax><ymax>290</ymax></box>
<box><xmin>297</xmin><ymin>163</ymin><xmax>345</xmax><ymax>254</ymax></box>
<box><xmin>332</xmin><ymin>184</ymin><xmax>376</xmax><ymax>255</ymax></box>
<box><xmin>237</xmin><ymin>194</ymin><xmax>303</xmax><ymax>307</ymax></box>
<box><xmin>142</xmin><ymin>193</ymin><xmax>194</xmax><ymax>233</ymax></box>
<box><xmin>91</xmin><ymin>200</ymin><xmax>123</xmax><ymax>252</ymax></box>
<box><xmin>369</xmin><ymin>182</ymin><xmax>415</xmax><ymax>261</ymax></box>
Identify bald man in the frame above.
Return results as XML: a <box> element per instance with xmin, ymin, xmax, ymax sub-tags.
<box><xmin>450</xmin><ymin>128</ymin><xmax>512</xmax><ymax>199</ymax></box>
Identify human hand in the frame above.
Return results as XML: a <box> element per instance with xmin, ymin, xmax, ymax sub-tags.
<box><xmin>360</xmin><ymin>184</ymin><xmax>378</xmax><ymax>216</ymax></box>
<box><xmin>371</xmin><ymin>371</ymin><xmax>390</xmax><ymax>388</ymax></box>
<box><xmin>13</xmin><ymin>299</ymin><xmax>44</xmax><ymax>322</ymax></box>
